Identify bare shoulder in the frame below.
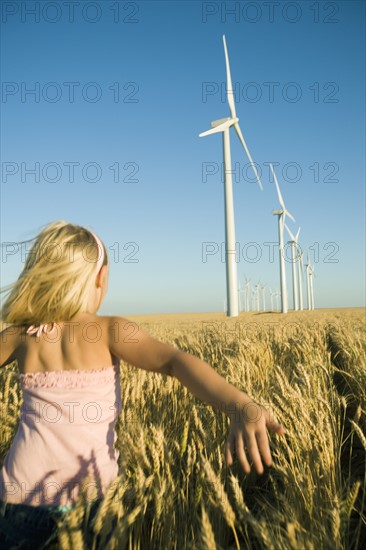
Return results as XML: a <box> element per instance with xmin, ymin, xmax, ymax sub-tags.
<box><xmin>105</xmin><ymin>315</ymin><xmax>177</xmax><ymax>376</ymax></box>
<box><xmin>105</xmin><ymin>315</ymin><xmax>141</xmax><ymax>344</ymax></box>
<box><xmin>81</xmin><ymin>314</ymin><xmax>141</xmax><ymax>345</ymax></box>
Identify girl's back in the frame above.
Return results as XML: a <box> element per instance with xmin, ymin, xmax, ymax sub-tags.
<box><xmin>17</xmin><ymin>313</ymin><xmax>113</xmax><ymax>375</ymax></box>
<box><xmin>0</xmin><ymin>313</ymin><xmax>122</xmax><ymax>508</ymax></box>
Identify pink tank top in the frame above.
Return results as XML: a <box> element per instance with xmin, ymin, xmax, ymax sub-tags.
<box><xmin>0</xmin><ymin>356</ymin><xmax>122</xmax><ymax>507</ymax></box>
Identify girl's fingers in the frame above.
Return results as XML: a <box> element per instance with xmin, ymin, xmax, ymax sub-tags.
<box><xmin>225</xmin><ymin>431</ymin><xmax>235</xmax><ymax>466</ymax></box>
<box><xmin>266</xmin><ymin>418</ymin><xmax>287</xmax><ymax>435</ymax></box>
<box><xmin>255</xmin><ymin>428</ymin><xmax>272</xmax><ymax>468</ymax></box>
<box><xmin>244</xmin><ymin>432</ymin><xmax>264</xmax><ymax>475</ymax></box>
<box><xmin>235</xmin><ymin>431</ymin><xmax>251</xmax><ymax>474</ymax></box>
<box><xmin>263</xmin><ymin>407</ymin><xmax>286</xmax><ymax>435</ymax></box>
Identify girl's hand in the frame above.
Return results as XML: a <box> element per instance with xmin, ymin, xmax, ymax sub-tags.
<box><xmin>225</xmin><ymin>400</ymin><xmax>286</xmax><ymax>474</ymax></box>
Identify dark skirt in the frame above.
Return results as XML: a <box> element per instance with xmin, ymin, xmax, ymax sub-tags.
<box><xmin>0</xmin><ymin>497</ymin><xmax>104</xmax><ymax>549</ymax></box>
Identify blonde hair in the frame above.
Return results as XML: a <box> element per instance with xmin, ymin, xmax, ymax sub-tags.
<box><xmin>0</xmin><ymin>220</ymin><xmax>109</xmax><ymax>326</ymax></box>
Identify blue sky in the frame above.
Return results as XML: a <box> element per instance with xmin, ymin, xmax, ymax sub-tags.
<box><xmin>1</xmin><ymin>0</ymin><xmax>365</xmax><ymax>315</ymax></box>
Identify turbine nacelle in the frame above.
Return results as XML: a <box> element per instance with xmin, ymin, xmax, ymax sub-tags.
<box><xmin>270</xmin><ymin>163</ymin><xmax>295</xmax><ymax>222</ymax></box>
<box><xmin>198</xmin><ymin>35</ymin><xmax>263</xmax><ymax>191</ymax></box>
<box><xmin>284</xmin><ymin>222</ymin><xmax>301</xmax><ymax>244</ymax></box>
<box><xmin>199</xmin><ymin>117</ymin><xmax>239</xmax><ymax>137</ymax></box>
<box><xmin>211</xmin><ymin>117</ymin><xmax>238</xmax><ymax>128</ymax></box>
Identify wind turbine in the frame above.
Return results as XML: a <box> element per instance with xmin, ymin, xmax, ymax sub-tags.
<box><xmin>244</xmin><ymin>277</ymin><xmax>251</xmax><ymax>311</ymax></box>
<box><xmin>245</xmin><ymin>279</ymin><xmax>251</xmax><ymax>311</ymax></box>
<box><xmin>298</xmin><ymin>247</ymin><xmax>304</xmax><ymax>310</ymax></box>
<box><xmin>254</xmin><ymin>283</ymin><xmax>260</xmax><ymax>311</ymax></box>
<box><xmin>284</xmin><ymin>223</ymin><xmax>301</xmax><ymax>311</ymax></box>
<box><xmin>309</xmin><ymin>260</ymin><xmax>315</xmax><ymax>310</ymax></box>
<box><xmin>238</xmin><ymin>279</ymin><xmax>244</xmax><ymax>312</ymax></box>
<box><xmin>242</xmin><ymin>276</ymin><xmax>251</xmax><ymax>311</ymax></box>
<box><xmin>252</xmin><ymin>288</ymin><xmax>257</xmax><ymax>311</ymax></box>
<box><xmin>261</xmin><ymin>284</ymin><xmax>266</xmax><ymax>311</ymax></box>
<box><xmin>269</xmin><ymin>287</ymin><xmax>274</xmax><ymax>311</ymax></box>
<box><xmin>199</xmin><ymin>35</ymin><xmax>263</xmax><ymax>317</ymax></box>
<box><xmin>270</xmin><ymin>163</ymin><xmax>295</xmax><ymax>314</ymax></box>
<box><xmin>305</xmin><ymin>251</ymin><xmax>312</xmax><ymax>310</ymax></box>
<box><xmin>298</xmin><ymin>247</ymin><xmax>304</xmax><ymax>311</ymax></box>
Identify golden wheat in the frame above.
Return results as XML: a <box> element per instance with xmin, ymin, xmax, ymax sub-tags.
<box><xmin>0</xmin><ymin>309</ymin><xmax>365</xmax><ymax>548</ymax></box>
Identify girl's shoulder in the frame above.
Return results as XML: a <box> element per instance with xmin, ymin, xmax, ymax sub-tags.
<box><xmin>1</xmin><ymin>315</ymin><xmax>113</xmax><ymax>350</ymax></box>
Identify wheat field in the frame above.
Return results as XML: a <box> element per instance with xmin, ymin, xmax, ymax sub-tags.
<box><xmin>1</xmin><ymin>308</ymin><xmax>365</xmax><ymax>549</ymax></box>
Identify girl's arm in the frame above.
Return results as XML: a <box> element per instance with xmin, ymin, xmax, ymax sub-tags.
<box><xmin>108</xmin><ymin>316</ymin><xmax>286</xmax><ymax>474</ymax></box>
<box><xmin>170</xmin><ymin>350</ymin><xmax>286</xmax><ymax>474</ymax></box>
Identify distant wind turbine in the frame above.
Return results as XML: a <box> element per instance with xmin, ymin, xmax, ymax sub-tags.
<box><xmin>238</xmin><ymin>279</ymin><xmax>244</xmax><ymax>312</ymax></box>
<box><xmin>285</xmin><ymin>223</ymin><xmax>301</xmax><ymax>311</ymax></box>
<box><xmin>254</xmin><ymin>283</ymin><xmax>260</xmax><ymax>311</ymax></box>
<box><xmin>251</xmin><ymin>288</ymin><xmax>256</xmax><ymax>311</ymax></box>
<box><xmin>276</xmin><ymin>290</ymin><xmax>280</xmax><ymax>311</ymax></box>
<box><xmin>261</xmin><ymin>284</ymin><xmax>266</xmax><ymax>311</ymax></box>
<box><xmin>243</xmin><ymin>276</ymin><xmax>251</xmax><ymax>311</ymax></box>
<box><xmin>298</xmin><ymin>247</ymin><xmax>304</xmax><ymax>310</ymax></box>
<box><xmin>199</xmin><ymin>35</ymin><xmax>263</xmax><ymax>317</ymax></box>
<box><xmin>269</xmin><ymin>287</ymin><xmax>274</xmax><ymax>311</ymax></box>
<box><xmin>309</xmin><ymin>259</ymin><xmax>315</xmax><ymax>310</ymax></box>
<box><xmin>305</xmin><ymin>251</ymin><xmax>313</xmax><ymax>310</ymax></box>
<box><xmin>270</xmin><ymin>163</ymin><xmax>295</xmax><ymax>314</ymax></box>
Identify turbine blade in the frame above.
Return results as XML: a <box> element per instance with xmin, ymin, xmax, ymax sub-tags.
<box><xmin>285</xmin><ymin>209</ymin><xmax>296</xmax><ymax>223</ymax></box>
<box><xmin>199</xmin><ymin>118</ymin><xmax>233</xmax><ymax>137</ymax></box>
<box><xmin>296</xmin><ymin>227</ymin><xmax>301</xmax><ymax>242</ymax></box>
<box><xmin>222</xmin><ymin>35</ymin><xmax>237</xmax><ymax>119</ymax></box>
<box><xmin>234</xmin><ymin>122</ymin><xmax>263</xmax><ymax>190</ymax></box>
<box><xmin>284</xmin><ymin>221</ymin><xmax>295</xmax><ymax>242</ymax></box>
<box><xmin>269</xmin><ymin>163</ymin><xmax>285</xmax><ymax>210</ymax></box>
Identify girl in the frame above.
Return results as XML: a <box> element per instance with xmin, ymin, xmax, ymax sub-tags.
<box><xmin>0</xmin><ymin>220</ymin><xmax>285</xmax><ymax>548</ymax></box>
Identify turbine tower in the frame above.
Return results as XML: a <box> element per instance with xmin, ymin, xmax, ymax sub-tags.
<box><xmin>251</xmin><ymin>287</ymin><xmax>256</xmax><ymax>311</ymax></box>
<box><xmin>298</xmin><ymin>248</ymin><xmax>304</xmax><ymax>310</ymax></box>
<box><xmin>270</xmin><ymin>163</ymin><xmax>295</xmax><ymax>314</ymax></box>
<box><xmin>238</xmin><ymin>279</ymin><xmax>244</xmax><ymax>312</ymax></box>
<box><xmin>275</xmin><ymin>290</ymin><xmax>280</xmax><ymax>311</ymax></box>
<box><xmin>309</xmin><ymin>260</ymin><xmax>315</xmax><ymax>310</ymax></box>
<box><xmin>261</xmin><ymin>284</ymin><xmax>266</xmax><ymax>311</ymax></box>
<box><xmin>285</xmin><ymin>223</ymin><xmax>301</xmax><ymax>311</ymax></box>
<box><xmin>269</xmin><ymin>287</ymin><xmax>274</xmax><ymax>311</ymax></box>
<box><xmin>246</xmin><ymin>279</ymin><xmax>251</xmax><ymax>312</ymax></box>
<box><xmin>199</xmin><ymin>35</ymin><xmax>263</xmax><ymax>317</ymax></box>
<box><xmin>244</xmin><ymin>276</ymin><xmax>251</xmax><ymax>311</ymax></box>
<box><xmin>255</xmin><ymin>283</ymin><xmax>260</xmax><ymax>311</ymax></box>
<box><xmin>305</xmin><ymin>252</ymin><xmax>312</xmax><ymax>310</ymax></box>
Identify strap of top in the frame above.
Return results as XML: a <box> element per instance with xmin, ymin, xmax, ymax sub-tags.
<box><xmin>26</xmin><ymin>323</ymin><xmax>57</xmax><ymax>337</ymax></box>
